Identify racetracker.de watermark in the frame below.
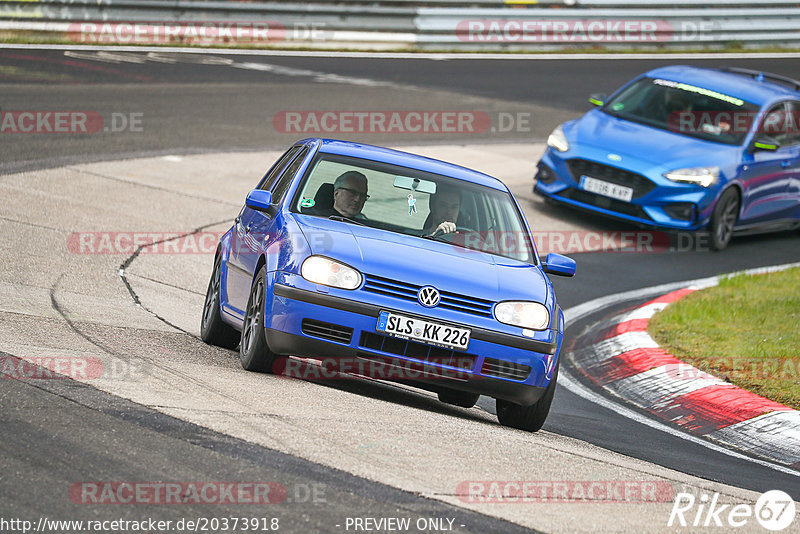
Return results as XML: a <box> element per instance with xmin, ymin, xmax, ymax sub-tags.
<box><xmin>69</xmin><ymin>482</ymin><xmax>291</xmax><ymax>505</ymax></box>
<box><xmin>455</xmin><ymin>19</ymin><xmax>717</xmax><ymax>43</ymax></box>
<box><xmin>664</xmin><ymin>360</ymin><xmax>800</xmax><ymax>382</ymax></box>
<box><xmin>273</xmin><ymin>111</ymin><xmax>493</xmax><ymax>135</ymax></box>
<box><xmin>0</xmin><ymin>354</ymin><xmax>154</xmax><ymax>381</ymax></box>
<box><xmin>66</xmin><ymin>230</ymin><xmax>726</xmax><ymax>255</ymax></box>
<box><xmin>457</xmin><ymin>480</ymin><xmax>675</xmax><ymax>503</ymax></box>
<box><xmin>69</xmin><ymin>21</ymin><xmax>286</xmax><ymax>44</ymax></box>
<box><xmin>0</xmin><ymin>111</ymin><xmax>143</xmax><ymax>134</ymax></box>
<box><xmin>273</xmin><ymin>356</ymin><xmax>476</xmax><ymax>381</ymax></box>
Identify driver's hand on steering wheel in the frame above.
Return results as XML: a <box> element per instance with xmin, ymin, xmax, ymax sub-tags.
<box><xmin>434</xmin><ymin>221</ymin><xmax>457</xmax><ymax>235</ymax></box>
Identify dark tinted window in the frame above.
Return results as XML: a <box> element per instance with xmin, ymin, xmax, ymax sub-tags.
<box><xmin>271</xmin><ymin>147</ymin><xmax>309</xmax><ymax>204</ymax></box>
<box><xmin>759</xmin><ymin>101</ymin><xmax>800</xmax><ymax>147</ymax></box>
<box><xmin>603</xmin><ymin>77</ymin><xmax>759</xmax><ymax>145</ymax></box>
<box><xmin>257</xmin><ymin>146</ymin><xmax>301</xmax><ymax>191</ymax></box>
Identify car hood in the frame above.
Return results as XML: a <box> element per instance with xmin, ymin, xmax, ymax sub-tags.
<box><xmin>567</xmin><ymin>109</ymin><xmax>741</xmax><ymax>170</ymax></box>
<box><xmin>294</xmin><ymin>214</ymin><xmax>550</xmax><ymax>304</ymax></box>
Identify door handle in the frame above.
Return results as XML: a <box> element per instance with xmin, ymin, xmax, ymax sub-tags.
<box><xmin>245</xmin><ymin>225</ymin><xmax>251</xmax><ymax>233</ymax></box>
<box><xmin>781</xmin><ymin>160</ymin><xmax>792</xmax><ymax>168</ymax></box>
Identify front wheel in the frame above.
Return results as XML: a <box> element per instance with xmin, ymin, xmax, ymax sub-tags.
<box><xmin>239</xmin><ymin>266</ymin><xmax>279</xmax><ymax>372</ymax></box>
<box><xmin>496</xmin><ymin>365</ymin><xmax>559</xmax><ymax>432</ymax></box>
<box><xmin>200</xmin><ymin>253</ymin><xmax>239</xmax><ymax>349</ymax></box>
<box><xmin>710</xmin><ymin>188</ymin><xmax>739</xmax><ymax>251</ymax></box>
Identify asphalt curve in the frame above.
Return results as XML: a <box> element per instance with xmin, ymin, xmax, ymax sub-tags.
<box><xmin>1</xmin><ymin>48</ymin><xmax>799</xmax><ymax>532</ymax></box>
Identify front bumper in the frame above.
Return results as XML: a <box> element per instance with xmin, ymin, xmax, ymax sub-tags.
<box><xmin>264</xmin><ymin>281</ymin><xmax>561</xmax><ymax>406</ymax></box>
<box><xmin>536</xmin><ymin>150</ymin><xmax>717</xmax><ymax>231</ymax></box>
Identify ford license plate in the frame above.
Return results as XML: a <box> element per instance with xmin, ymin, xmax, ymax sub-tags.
<box><xmin>580</xmin><ymin>175</ymin><xmax>634</xmax><ymax>202</ymax></box>
<box><xmin>376</xmin><ymin>311</ymin><xmax>470</xmax><ymax>351</ymax></box>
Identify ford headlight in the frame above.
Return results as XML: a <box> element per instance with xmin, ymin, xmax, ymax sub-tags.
<box><xmin>301</xmin><ymin>256</ymin><xmax>362</xmax><ymax>290</ymax></box>
<box><xmin>663</xmin><ymin>166</ymin><xmax>719</xmax><ymax>188</ymax></box>
<box><xmin>547</xmin><ymin>125</ymin><xmax>570</xmax><ymax>153</ymax></box>
<box><xmin>494</xmin><ymin>301</ymin><xmax>550</xmax><ymax>331</ymax></box>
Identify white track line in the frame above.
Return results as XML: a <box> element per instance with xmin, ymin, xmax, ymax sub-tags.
<box><xmin>559</xmin><ymin>261</ymin><xmax>800</xmax><ymax>478</ymax></box>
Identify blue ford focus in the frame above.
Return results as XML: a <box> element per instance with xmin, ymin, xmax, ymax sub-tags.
<box><xmin>201</xmin><ymin>138</ymin><xmax>575</xmax><ymax>431</ymax></box>
<box><xmin>535</xmin><ymin>65</ymin><xmax>800</xmax><ymax>250</ymax></box>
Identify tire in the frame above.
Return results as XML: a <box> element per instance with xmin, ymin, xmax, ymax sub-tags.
<box><xmin>200</xmin><ymin>253</ymin><xmax>239</xmax><ymax>349</ymax></box>
<box><xmin>438</xmin><ymin>390</ymin><xmax>480</xmax><ymax>408</ymax></box>
<box><xmin>239</xmin><ymin>266</ymin><xmax>279</xmax><ymax>372</ymax></box>
<box><xmin>709</xmin><ymin>188</ymin><xmax>739</xmax><ymax>251</ymax></box>
<box><xmin>496</xmin><ymin>365</ymin><xmax>559</xmax><ymax>432</ymax></box>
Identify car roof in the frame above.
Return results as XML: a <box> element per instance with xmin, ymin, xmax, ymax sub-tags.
<box><xmin>642</xmin><ymin>65</ymin><xmax>800</xmax><ymax>107</ymax></box>
<box><xmin>308</xmin><ymin>138</ymin><xmax>507</xmax><ymax>191</ymax></box>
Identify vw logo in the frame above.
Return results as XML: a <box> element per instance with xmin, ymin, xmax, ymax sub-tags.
<box><xmin>417</xmin><ymin>286</ymin><xmax>440</xmax><ymax>308</ymax></box>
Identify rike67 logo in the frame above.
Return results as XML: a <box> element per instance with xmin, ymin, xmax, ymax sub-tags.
<box><xmin>669</xmin><ymin>490</ymin><xmax>796</xmax><ymax>531</ymax></box>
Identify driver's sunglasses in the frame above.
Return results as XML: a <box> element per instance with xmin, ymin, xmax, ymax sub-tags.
<box><xmin>337</xmin><ymin>187</ymin><xmax>370</xmax><ymax>201</ymax></box>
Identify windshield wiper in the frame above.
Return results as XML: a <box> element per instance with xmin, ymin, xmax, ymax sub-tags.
<box><xmin>328</xmin><ymin>215</ymin><xmax>367</xmax><ymax>226</ymax></box>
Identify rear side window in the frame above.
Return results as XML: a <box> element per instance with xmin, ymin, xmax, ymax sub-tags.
<box><xmin>271</xmin><ymin>147</ymin><xmax>309</xmax><ymax>205</ymax></box>
<box><xmin>257</xmin><ymin>146</ymin><xmax>301</xmax><ymax>191</ymax></box>
<box><xmin>759</xmin><ymin>101</ymin><xmax>800</xmax><ymax>147</ymax></box>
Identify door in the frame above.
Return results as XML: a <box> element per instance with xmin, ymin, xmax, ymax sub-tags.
<box><xmin>224</xmin><ymin>145</ymin><xmax>302</xmax><ymax>316</ymax></box>
<box><xmin>739</xmin><ymin>102</ymin><xmax>798</xmax><ymax>224</ymax></box>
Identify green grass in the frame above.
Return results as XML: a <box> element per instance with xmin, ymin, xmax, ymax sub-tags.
<box><xmin>649</xmin><ymin>268</ymin><xmax>800</xmax><ymax>410</ymax></box>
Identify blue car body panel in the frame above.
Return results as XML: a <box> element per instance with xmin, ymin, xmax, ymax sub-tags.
<box><xmin>213</xmin><ymin>138</ymin><xmax>572</xmax><ymax>406</ymax></box>
<box><xmin>536</xmin><ymin>65</ymin><xmax>800</xmax><ymax>234</ymax></box>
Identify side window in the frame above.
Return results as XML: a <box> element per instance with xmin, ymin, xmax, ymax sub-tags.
<box><xmin>271</xmin><ymin>147</ymin><xmax>309</xmax><ymax>205</ymax></box>
<box><xmin>257</xmin><ymin>146</ymin><xmax>301</xmax><ymax>191</ymax></box>
<box><xmin>783</xmin><ymin>101</ymin><xmax>800</xmax><ymax>146</ymax></box>
<box><xmin>759</xmin><ymin>102</ymin><xmax>791</xmax><ymax>145</ymax></box>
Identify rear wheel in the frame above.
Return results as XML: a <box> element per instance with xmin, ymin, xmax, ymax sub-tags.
<box><xmin>496</xmin><ymin>365</ymin><xmax>559</xmax><ymax>432</ymax></box>
<box><xmin>239</xmin><ymin>266</ymin><xmax>279</xmax><ymax>372</ymax></box>
<box><xmin>200</xmin><ymin>253</ymin><xmax>239</xmax><ymax>349</ymax></box>
<box><xmin>710</xmin><ymin>188</ymin><xmax>739</xmax><ymax>251</ymax></box>
<box><xmin>438</xmin><ymin>390</ymin><xmax>480</xmax><ymax>408</ymax></box>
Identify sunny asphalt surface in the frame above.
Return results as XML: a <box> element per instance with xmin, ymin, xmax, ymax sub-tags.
<box><xmin>1</xmin><ymin>49</ymin><xmax>799</xmax><ymax>532</ymax></box>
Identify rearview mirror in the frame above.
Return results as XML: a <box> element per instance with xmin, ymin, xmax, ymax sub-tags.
<box><xmin>245</xmin><ymin>189</ymin><xmax>274</xmax><ymax>212</ymax></box>
<box><xmin>541</xmin><ymin>253</ymin><xmax>576</xmax><ymax>277</ymax></box>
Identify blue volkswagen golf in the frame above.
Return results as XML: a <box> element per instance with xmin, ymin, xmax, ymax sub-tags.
<box><xmin>535</xmin><ymin>65</ymin><xmax>800</xmax><ymax>250</ymax></box>
<box><xmin>201</xmin><ymin>138</ymin><xmax>575</xmax><ymax>431</ymax></box>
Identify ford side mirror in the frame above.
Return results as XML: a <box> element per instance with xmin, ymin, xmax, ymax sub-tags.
<box><xmin>589</xmin><ymin>93</ymin><xmax>606</xmax><ymax>107</ymax></box>
<box><xmin>542</xmin><ymin>253</ymin><xmax>576</xmax><ymax>277</ymax></box>
<box><xmin>751</xmin><ymin>135</ymin><xmax>780</xmax><ymax>152</ymax></box>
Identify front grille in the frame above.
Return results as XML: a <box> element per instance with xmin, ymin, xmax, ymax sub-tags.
<box><xmin>359</xmin><ymin>331</ymin><xmax>477</xmax><ymax>370</ymax></box>
<box><xmin>301</xmin><ymin>319</ymin><xmax>353</xmax><ymax>344</ymax></box>
<box><xmin>363</xmin><ymin>274</ymin><xmax>493</xmax><ymax>318</ymax></box>
<box><xmin>481</xmin><ymin>357</ymin><xmax>532</xmax><ymax>381</ymax></box>
<box><xmin>555</xmin><ymin>188</ymin><xmax>652</xmax><ymax>221</ymax></box>
<box><xmin>567</xmin><ymin>159</ymin><xmax>656</xmax><ymax>199</ymax></box>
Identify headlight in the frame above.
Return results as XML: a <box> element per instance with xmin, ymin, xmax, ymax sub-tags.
<box><xmin>663</xmin><ymin>166</ymin><xmax>719</xmax><ymax>188</ymax></box>
<box><xmin>301</xmin><ymin>256</ymin><xmax>362</xmax><ymax>290</ymax></box>
<box><xmin>494</xmin><ymin>301</ymin><xmax>550</xmax><ymax>331</ymax></box>
<box><xmin>547</xmin><ymin>125</ymin><xmax>570</xmax><ymax>152</ymax></box>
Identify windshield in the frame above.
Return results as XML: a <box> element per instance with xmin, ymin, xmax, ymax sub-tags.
<box><xmin>603</xmin><ymin>77</ymin><xmax>760</xmax><ymax>145</ymax></box>
<box><xmin>291</xmin><ymin>153</ymin><xmax>535</xmax><ymax>263</ymax></box>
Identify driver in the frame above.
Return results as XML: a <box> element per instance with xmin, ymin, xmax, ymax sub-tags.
<box><xmin>424</xmin><ymin>186</ymin><xmax>461</xmax><ymax>236</ymax></box>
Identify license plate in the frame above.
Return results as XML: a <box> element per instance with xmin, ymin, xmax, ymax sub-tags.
<box><xmin>581</xmin><ymin>176</ymin><xmax>634</xmax><ymax>202</ymax></box>
<box><xmin>376</xmin><ymin>311</ymin><xmax>470</xmax><ymax>351</ymax></box>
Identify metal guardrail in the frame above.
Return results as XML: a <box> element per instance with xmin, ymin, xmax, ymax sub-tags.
<box><xmin>2</xmin><ymin>0</ymin><xmax>800</xmax><ymax>50</ymax></box>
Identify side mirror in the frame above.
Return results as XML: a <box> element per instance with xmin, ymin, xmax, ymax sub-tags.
<box><xmin>589</xmin><ymin>93</ymin><xmax>606</xmax><ymax>107</ymax></box>
<box><xmin>751</xmin><ymin>135</ymin><xmax>780</xmax><ymax>152</ymax></box>
<box><xmin>245</xmin><ymin>189</ymin><xmax>274</xmax><ymax>213</ymax></box>
<box><xmin>542</xmin><ymin>253</ymin><xmax>576</xmax><ymax>277</ymax></box>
